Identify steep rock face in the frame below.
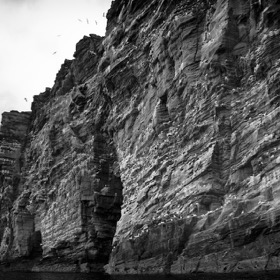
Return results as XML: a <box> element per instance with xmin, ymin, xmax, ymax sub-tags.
<box><xmin>0</xmin><ymin>35</ymin><xmax>123</xmax><ymax>272</ymax></box>
<box><xmin>2</xmin><ymin>0</ymin><xmax>280</xmax><ymax>275</ymax></box>
<box><xmin>0</xmin><ymin>111</ymin><xmax>31</xmax><ymax>260</ymax></box>
<box><xmin>104</xmin><ymin>0</ymin><xmax>280</xmax><ymax>274</ymax></box>
<box><xmin>17</xmin><ymin>34</ymin><xmax>123</xmax><ymax>272</ymax></box>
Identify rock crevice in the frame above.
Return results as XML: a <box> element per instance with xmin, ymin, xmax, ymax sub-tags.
<box><xmin>1</xmin><ymin>0</ymin><xmax>280</xmax><ymax>274</ymax></box>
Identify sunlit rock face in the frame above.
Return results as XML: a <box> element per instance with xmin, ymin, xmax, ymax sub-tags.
<box><xmin>1</xmin><ymin>0</ymin><xmax>280</xmax><ymax>274</ymax></box>
<box><xmin>0</xmin><ymin>35</ymin><xmax>123</xmax><ymax>272</ymax></box>
<box><xmin>19</xmin><ymin>34</ymin><xmax>123</xmax><ymax>272</ymax></box>
<box><xmin>104</xmin><ymin>0</ymin><xmax>280</xmax><ymax>274</ymax></box>
<box><xmin>0</xmin><ymin>111</ymin><xmax>31</xmax><ymax>260</ymax></box>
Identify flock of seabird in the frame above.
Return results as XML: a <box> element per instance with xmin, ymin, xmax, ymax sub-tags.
<box><xmin>51</xmin><ymin>14</ymin><xmax>106</xmax><ymax>56</ymax></box>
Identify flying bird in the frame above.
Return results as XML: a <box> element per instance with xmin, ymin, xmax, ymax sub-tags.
<box><xmin>86</xmin><ymin>18</ymin><xmax>89</xmax><ymax>24</ymax></box>
<box><xmin>95</xmin><ymin>20</ymin><xmax>98</xmax><ymax>25</ymax></box>
<box><xmin>24</xmin><ymin>98</ymin><xmax>28</xmax><ymax>102</ymax></box>
<box><xmin>52</xmin><ymin>51</ymin><xmax>57</xmax><ymax>55</ymax></box>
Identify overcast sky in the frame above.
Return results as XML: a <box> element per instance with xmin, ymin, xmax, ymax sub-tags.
<box><xmin>0</xmin><ymin>0</ymin><xmax>112</xmax><ymax>122</ymax></box>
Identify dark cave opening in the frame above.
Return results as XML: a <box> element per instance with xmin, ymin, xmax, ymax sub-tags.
<box><xmin>78</xmin><ymin>133</ymin><xmax>124</xmax><ymax>269</ymax></box>
<box><xmin>30</xmin><ymin>230</ymin><xmax>43</xmax><ymax>258</ymax></box>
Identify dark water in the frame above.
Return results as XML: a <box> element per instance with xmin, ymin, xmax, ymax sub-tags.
<box><xmin>0</xmin><ymin>272</ymin><xmax>280</xmax><ymax>280</ymax></box>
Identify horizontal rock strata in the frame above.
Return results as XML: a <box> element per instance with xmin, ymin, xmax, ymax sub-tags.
<box><xmin>1</xmin><ymin>0</ymin><xmax>280</xmax><ymax>275</ymax></box>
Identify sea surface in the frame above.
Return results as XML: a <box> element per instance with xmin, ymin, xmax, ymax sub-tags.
<box><xmin>0</xmin><ymin>272</ymin><xmax>280</xmax><ymax>280</ymax></box>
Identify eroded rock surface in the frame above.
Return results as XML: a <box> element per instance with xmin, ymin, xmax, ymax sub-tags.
<box><xmin>0</xmin><ymin>111</ymin><xmax>31</xmax><ymax>260</ymax></box>
<box><xmin>104</xmin><ymin>0</ymin><xmax>280</xmax><ymax>274</ymax></box>
<box><xmin>1</xmin><ymin>0</ymin><xmax>280</xmax><ymax>274</ymax></box>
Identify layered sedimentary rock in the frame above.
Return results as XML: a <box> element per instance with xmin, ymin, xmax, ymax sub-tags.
<box><xmin>2</xmin><ymin>0</ymin><xmax>280</xmax><ymax>274</ymax></box>
<box><xmin>0</xmin><ymin>111</ymin><xmax>31</xmax><ymax>260</ymax></box>
<box><xmin>105</xmin><ymin>0</ymin><xmax>280</xmax><ymax>273</ymax></box>
<box><xmin>0</xmin><ymin>35</ymin><xmax>123</xmax><ymax>272</ymax></box>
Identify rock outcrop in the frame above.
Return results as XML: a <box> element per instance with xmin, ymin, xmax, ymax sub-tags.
<box><xmin>0</xmin><ymin>111</ymin><xmax>31</xmax><ymax>260</ymax></box>
<box><xmin>1</xmin><ymin>0</ymin><xmax>280</xmax><ymax>275</ymax></box>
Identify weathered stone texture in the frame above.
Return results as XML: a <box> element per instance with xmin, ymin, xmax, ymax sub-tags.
<box><xmin>0</xmin><ymin>111</ymin><xmax>31</xmax><ymax>260</ymax></box>
<box><xmin>2</xmin><ymin>0</ymin><xmax>280</xmax><ymax>275</ymax></box>
<box><xmin>104</xmin><ymin>0</ymin><xmax>280</xmax><ymax>274</ymax></box>
<box><xmin>20</xmin><ymin>35</ymin><xmax>123</xmax><ymax>271</ymax></box>
<box><xmin>0</xmin><ymin>35</ymin><xmax>123</xmax><ymax>272</ymax></box>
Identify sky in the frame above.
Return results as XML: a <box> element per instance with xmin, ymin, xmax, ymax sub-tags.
<box><xmin>0</xmin><ymin>0</ymin><xmax>112</xmax><ymax>122</ymax></box>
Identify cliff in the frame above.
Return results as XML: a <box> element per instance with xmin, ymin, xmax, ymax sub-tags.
<box><xmin>0</xmin><ymin>111</ymin><xmax>32</xmax><ymax>261</ymax></box>
<box><xmin>1</xmin><ymin>0</ymin><xmax>280</xmax><ymax>274</ymax></box>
